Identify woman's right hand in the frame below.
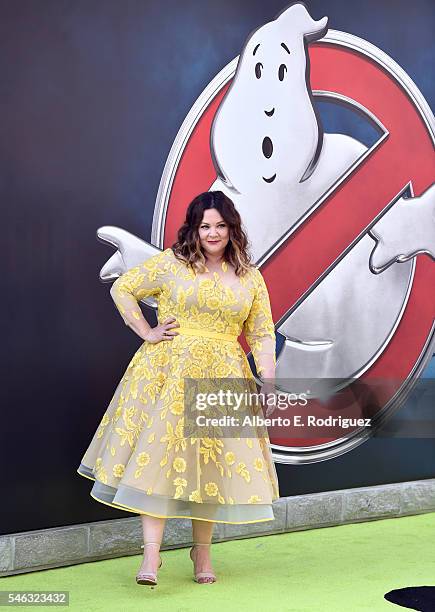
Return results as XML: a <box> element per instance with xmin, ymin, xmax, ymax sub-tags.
<box><xmin>143</xmin><ymin>317</ymin><xmax>180</xmax><ymax>344</ymax></box>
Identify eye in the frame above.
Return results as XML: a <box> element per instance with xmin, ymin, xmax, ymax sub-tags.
<box><xmin>278</xmin><ymin>64</ymin><xmax>287</xmax><ymax>81</ymax></box>
<box><xmin>255</xmin><ymin>62</ymin><xmax>263</xmax><ymax>79</ymax></box>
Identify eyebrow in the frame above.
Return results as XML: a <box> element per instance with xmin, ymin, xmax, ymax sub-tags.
<box><xmin>253</xmin><ymin>43</ymin><xmax>260</xmax><ymax>55</ymax></box>
<box><xmin>281</xmin><ymin>42</ymin><xmax>291</xmax><ymax>54</ymax></box>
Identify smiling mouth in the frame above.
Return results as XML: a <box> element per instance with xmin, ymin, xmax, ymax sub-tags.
<box><xmin>265</xmin><ymin>108</ymin><xmax>275</xmax><ymax>117</ymax></box>
<box><xmin>263</xmin><ymin>174</ymin><xmax>276</xmax><ymax>183</ymax></box>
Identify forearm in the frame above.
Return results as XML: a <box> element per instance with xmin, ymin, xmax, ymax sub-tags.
<box><xmin>125</xmin><ymin>315</ymin><xmax>153</xmax><ymax>341</ymax></box>
<box><xmin>110</xmin><ymin>280</ymin><xmax>152</xmax><ymax>341</ymax></box>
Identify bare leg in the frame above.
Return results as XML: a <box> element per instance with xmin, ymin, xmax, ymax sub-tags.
<box><xmin>191</xmin><ymin>519</ymin><xmax>215</xmax><ymax>574</ymax></box>
<box><xmin>138</xmin><ymin>514</ymin><xmax>166</xmax><ymax>574</ymax></box>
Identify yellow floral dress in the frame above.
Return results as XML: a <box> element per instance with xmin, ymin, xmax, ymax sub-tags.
<box><xmin>77</xmin><ymin>247</ymin><xmax>280</xmax><ymax>523</ymax></box>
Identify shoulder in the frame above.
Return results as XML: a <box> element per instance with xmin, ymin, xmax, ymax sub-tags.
<box><xmin>249</xmin><ymin>265</ymin><xmax>263</xmax><ymax>282</ymax></box>
<box><xmin>163</xmin><ymin>247</ymin><xmax>189</xmax><ymax>270</ymax></box>
<box><xmin>250</xmin><ymin>266</ymin><xmax>270</xmax><ymax>292</ymax></box>
<box><xmin>162</xmin><ymin>247</ymin><xmax>176</xmax><ymax>261</ymax></box>
<box><xmin>239</xmin><ymin>265</ymin><xmax>262</xmax><ymax>292</ymax></box>
<box><xmin>142</xmin><ymin>247</ymin><xmax>174</xmax><ymax>271</ymax></box>
<box><xmin>155</xmin><ymin>247</ymin><xmax>192</xmax><ymax>276</ymax></box>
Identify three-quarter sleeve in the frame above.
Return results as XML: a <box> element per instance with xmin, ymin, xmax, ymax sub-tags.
<box><xmin>110</xmin><ymin>248</ymin><xmax>171</xmax><ymax>328</ymax></box>
<box><xmin>243</xmin><ymin>268</ymin><xmax>276</xmax><ymax>376</ymax></box>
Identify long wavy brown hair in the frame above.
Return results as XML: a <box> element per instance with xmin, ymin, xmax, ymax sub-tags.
<box><xmin>171</xmin><ymin>191</ymin><xmax>253</xmax><ymax>276</ymax></box>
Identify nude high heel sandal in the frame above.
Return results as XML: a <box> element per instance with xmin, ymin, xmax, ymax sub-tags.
<box><xmin>189</xmin><ymin>542</ymin><xmax>217</xmax><ymax>584</ymax></box>
<box><xmin>136</xmin><ymin>542</ymin><xmax>163</xmax><ymax>586</ymax></box>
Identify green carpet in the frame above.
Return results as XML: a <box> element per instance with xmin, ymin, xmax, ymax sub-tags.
<box><xmin>2</xmin><ymin>512</ymin><xmax>435</xmax><ymax>611</ymax></box>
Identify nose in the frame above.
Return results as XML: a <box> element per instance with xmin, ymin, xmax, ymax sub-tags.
<box><xmin>265</xmin><ymin>108</ymin><xmax>275</xmax><ymax>117</ymax></box>
<box><xmin>262</xmin><ymin>136</ymin><xmax>273</xmax><ymax>159</ymax></box>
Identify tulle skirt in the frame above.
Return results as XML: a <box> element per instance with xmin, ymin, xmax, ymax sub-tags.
<box><xmin>77</xmin><ymin>333</ymin><xmax>280</xmax><ymax>524</ymax></box>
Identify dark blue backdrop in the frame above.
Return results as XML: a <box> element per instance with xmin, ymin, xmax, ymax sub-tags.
<box><xmin>2</xmin><ymin>0</ymin><xmax>434</xmax><ymax>534</ymax></box>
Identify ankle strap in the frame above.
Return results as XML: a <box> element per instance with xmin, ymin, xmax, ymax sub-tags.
<box><xmin>140</xmin><ymin>542</ymin><xmax>161</xmax><ymax>549</ymax></box>
<box><xmin>193</xmin><ymin>542</ymin><xmax>211</xmax><ymax>546</ymax></box>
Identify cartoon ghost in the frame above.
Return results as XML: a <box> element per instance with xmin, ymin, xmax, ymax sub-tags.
<box><xmin>212</xmin><ymin>2</ymin><xmax>326</xmax><ymax>198</ymax></box>
<box><xmin>98</xmin><ymin>2</ymin><xmax>435</xmax><ymax>396</ymax></box>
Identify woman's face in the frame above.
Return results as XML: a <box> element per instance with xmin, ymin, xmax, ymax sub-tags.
<box><xmin>198</xmin><ymin>208</ymin><xmax>230</xmax><ymax>259</ymax></box>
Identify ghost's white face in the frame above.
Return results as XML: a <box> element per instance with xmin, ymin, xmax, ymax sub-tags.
<box><xmin>211</xmin><ymin>3</ymin><xmax>328</xmax><ymax>195</ymax></box>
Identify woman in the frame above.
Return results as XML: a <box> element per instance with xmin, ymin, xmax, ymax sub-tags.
<box><xmin>77</xmin><ymin>190</ymin><xmax>280</xmax><ymax>586</ymax></box>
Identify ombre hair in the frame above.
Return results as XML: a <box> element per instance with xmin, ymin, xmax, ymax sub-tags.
<box><xmin>171</xmin><ymin>191</ymin><xmax>253</xmax><ymax>276</ymax></box>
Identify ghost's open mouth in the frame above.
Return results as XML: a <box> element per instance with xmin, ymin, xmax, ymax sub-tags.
<box><xmin>263</xmin><ymin>174</ymin><xmax>276</xmax><ymax>183</ymax></box>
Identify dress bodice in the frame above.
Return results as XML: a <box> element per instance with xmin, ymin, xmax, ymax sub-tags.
<box><xmin>110</xmin><ymin>248</ymin><xmax>276</xmax><ymax>375</ymax></box>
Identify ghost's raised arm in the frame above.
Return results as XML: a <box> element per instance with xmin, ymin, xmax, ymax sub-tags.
<box><xmin>110</xmin><ymin>249</ymin><xmax>171</xmax><ymax>330</ymax></box>
<box><xmin>243</xmin><ymin>269</ymin><xmax>276</xmax><ymax>378</ymax></box>
<box><xmin>369</xmin><ymin>183</ymin><xmax>435</xmax><ymax>273</ymax></box>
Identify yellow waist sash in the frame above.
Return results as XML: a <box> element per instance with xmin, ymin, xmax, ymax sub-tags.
<box><xmin>176</xmin><ymin>326</ymin><xmax>238</xmax><ymax>342</ymax></box>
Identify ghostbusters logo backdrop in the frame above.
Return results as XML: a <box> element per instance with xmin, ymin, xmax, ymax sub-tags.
<box><xmin>2</xmin><ymin>0</ymin><xmax>434</xmax><ymax>533</ymax></box>
<box><xmin>98</xmin><ymin>3</ymin><xmax>435</xmax><ymax>464</ymax></box>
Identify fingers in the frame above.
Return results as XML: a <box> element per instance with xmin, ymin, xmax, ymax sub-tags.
<box><xmin>157</xmin><ymin>317</ymin><xmax>180</xmax><ymax>342</ymax></box>
<box><xmin>159</xmin><ymin>330</ymin><xmax>173</xmax><ymax>341</ymax></box>
<box><xmin>162</xmin><ymin>317</ymin><xmax>179</xmax><ymax>340</ymax></box>
<box><xmin>161</xmin><ymin>325</ymin><xmax>178</xmax><ymax>340</ymax></box>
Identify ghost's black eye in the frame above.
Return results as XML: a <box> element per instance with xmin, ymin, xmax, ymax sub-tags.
<box><xmin>278</xmin><ymin>64</ymin><xmax>287</xmax><ymax>81</ymax></box>
<box><xmin>255</xmin><ymin>62</ymin><xmax>263</xmax><ymax>79</ymax></box>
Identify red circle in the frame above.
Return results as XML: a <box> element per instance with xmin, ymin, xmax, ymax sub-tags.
<box><xmin>162</xmin><ymin>42</ymin><xmax>435</xmax><ymax>449</ymax></box>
